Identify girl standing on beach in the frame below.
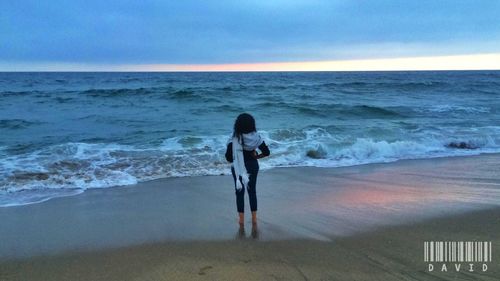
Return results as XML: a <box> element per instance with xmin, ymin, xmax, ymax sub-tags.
<box><xmin>225</xmin><ymin>113</ymin><xmax>270</xmax><ymax>226</ymax></box>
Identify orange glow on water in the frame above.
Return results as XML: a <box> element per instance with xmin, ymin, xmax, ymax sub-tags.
<box><xmin>308</xmin><ymin>170</ymin><xmax>467</xmax><ymax>209</ymax></box>
<box><xmin>333</xmin><ymin>187</ymin><xmax>436</xmax><ymax>206</ymax></box>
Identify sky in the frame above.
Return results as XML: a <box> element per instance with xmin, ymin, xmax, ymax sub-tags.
<box><xmin>1</xmin><ymin>0</ymin><xmax>500</xmax><ymax>71</ymax></box>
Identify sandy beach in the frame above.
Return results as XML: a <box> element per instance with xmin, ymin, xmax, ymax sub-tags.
<box><xmin>2</xmin><ymin>0</ymin><xmax>500</xmax><ymax>279</ymax></box>
<box><xmin>1</xmin><ymin>153</ymin><xmax>500</xmax><ymax>280</ymax></box>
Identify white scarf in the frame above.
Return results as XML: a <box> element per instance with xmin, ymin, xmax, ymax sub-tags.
<box><xmin>230</xmin><ymin>132</ymin><xmax>263</xmax><ymax>191</ymax></box>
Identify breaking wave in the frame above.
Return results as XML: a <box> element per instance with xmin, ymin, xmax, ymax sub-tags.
<box><xmin>2</xmin><ymin>126</ymin><xmax>500</xmax><ymax>206</ymax></box>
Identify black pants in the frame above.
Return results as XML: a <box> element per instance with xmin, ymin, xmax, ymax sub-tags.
<box><xmin>231</xmin><ymin>159</ymin><xmax>259</xmax><ymax>213</ymax></box>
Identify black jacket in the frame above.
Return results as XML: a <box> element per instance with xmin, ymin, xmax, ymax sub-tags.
<box><xmin>225</xmin><ymin>141</ymin><xmax>270</xmax><ymax>163</ymax></box>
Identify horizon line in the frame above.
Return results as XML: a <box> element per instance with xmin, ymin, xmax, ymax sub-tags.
<box><xmin>1</xmin><ymin>53</ymin><xmax>500</xmax><ymax>72</ymax></box>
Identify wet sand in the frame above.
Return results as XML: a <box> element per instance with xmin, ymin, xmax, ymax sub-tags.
<box><xmin>1</xmin><ymin>208</ymin><xmax>499</xmax><ymax>280</ymax></box>
<box><xmin>1</xmin><ymin>153</ymin><xmax>500</xmax><ymax>280</ymax></box>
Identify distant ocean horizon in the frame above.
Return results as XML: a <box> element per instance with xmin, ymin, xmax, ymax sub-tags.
<box><xmin>1</xmin><ymin>71</ymin><xmax>499</xmax><ymax>206</ymax></box>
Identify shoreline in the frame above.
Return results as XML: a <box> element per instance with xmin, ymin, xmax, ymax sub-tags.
<box><xmin>1</xmin><ymin>152</ymin><xmax>499</xmax><ymax>259</ymax></box>
<box><xmin>1</xmin><ymin>152</ymin><xmax>499</xmax><ymax>280</ymax></box>
<box><xmin>2</xmin><ymin>151</ymin><xmax>500</xmax><ymax>208</ymax></box>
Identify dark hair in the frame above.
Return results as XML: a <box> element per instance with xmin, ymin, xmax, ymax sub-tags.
<box><xmin>233</xmin><ymin>113</ymin><xmax>256</xmax><ymax>142</ymax></box>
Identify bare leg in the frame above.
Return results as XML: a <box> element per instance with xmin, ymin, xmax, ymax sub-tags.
<box><xmin>239</xmin><ymin>212</ymin><xmax>244</xmax><ymax>225</ymax></box>
<box><xmin>251</xmin><ymin>211</ymin><xmax>257</xmax><ymax>225</ymax></box>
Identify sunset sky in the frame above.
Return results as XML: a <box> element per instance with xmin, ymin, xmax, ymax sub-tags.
<box><xmin>1</xmin><ymin>0</ymin><xmax>500</xmax><ymax>71</ymax></box>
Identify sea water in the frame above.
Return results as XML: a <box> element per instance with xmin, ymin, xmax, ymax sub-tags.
<box><xmin>1</xmin><ymin>71</ymin><xmax>499</xmax><ymax>206</ymax></box>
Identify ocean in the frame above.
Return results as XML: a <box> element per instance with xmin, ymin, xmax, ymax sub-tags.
<box><xmin>1</xmin><ymin>71</ymin><xmax>499</xmax><ymax>206</ymax></box>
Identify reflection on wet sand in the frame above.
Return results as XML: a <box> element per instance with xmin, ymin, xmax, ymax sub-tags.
<box><xmin>1</xmin><ymin>154</ymin><xmax>499</xmax><ymax>258</ymax></box>
<box><xmin>235</xmin><ymin>223</ymin><xmax>259</xmax><ymax>240</ymax></box>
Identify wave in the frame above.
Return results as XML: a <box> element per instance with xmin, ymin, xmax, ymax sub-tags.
<box><xmin>1</xmin><ymin>71</ymin><xmax>499</xmax><ymax>207</ymax></box>
<box><xmin>345</xmin><ymin>105</ymin><xmax>404</xmax><ymax>117</ymax></box>
<box><xmin>82</xmin><ymin>87</ymin><xmax>154</xmax><ymax>97</ymax></box>
<box><xmin>0</xmin><ymin>90</ymin><xmax>45</xmax><ymax>97</ymax></box>
<box><xmin>166</xmin><ymin>89</ymin><xmax>200</xmax><ymax>100</ymax></box>
<box><xmin>2</xmin><ymin>127</ymin><xmax>499</xmax><ymax>205</ymax></box>
<box><xmin>53</xmin><ymin>96</ymin><xmax>75</xmax><ymax>103</ymax></box>
<box><xmin>0</xmin><ymin>119</ymin><xmax>42</xmax><ymax>130</ymax></box>
<box><xmin>415</xmin><ymin>105</ymin><xmax>490</xmax><ymax>114</ymax></box>
<box><xmin>256</xmin><ymin>101</ymin><xmax>490</xmax><ymax>119</ymax></box>
<box><xmin>255</xmin><ymin>102</ymin><xmax>404</xmax><ymax>118</ymax></box>
<box><xmin>321</xmin><ymin>81</ymin><xmax>450</xmax><ymax>89</ymax></box>
<box><xmin>211</xmin><ymin>104</ymin><xmax>246</xmax><ymax>113</ymax></box>
<box><xmin>80</xmin><ymin>87</ymin><xmax>220</xmax><ymax>102</ymax></box>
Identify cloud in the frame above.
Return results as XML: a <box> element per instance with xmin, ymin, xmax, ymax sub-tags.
<box><xmin>1</xmin><ymin>0</ymin><xmax>499</xmax><ymax>66</ymax></box>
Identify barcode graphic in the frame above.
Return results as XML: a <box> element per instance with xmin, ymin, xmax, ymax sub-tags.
<box><xmin>424</xmin><ymin>241</ymin><xmax>492</xmax><ymax>262</ymax></box>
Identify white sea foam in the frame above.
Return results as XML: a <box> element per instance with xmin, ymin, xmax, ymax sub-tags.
<box><xmin>2</xmin><ymin>71</ymin><xmax>499</xmax><ymax>207</ymax></box>
<box><xmin>416</xmin><ymin>105</ymin><xmax>490</xmax><ymax>114</ymax></box>
<box><xmin>1</xmin><ymin>127</ymin><xmax>500</xmax><ymax>207</ymax></box>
